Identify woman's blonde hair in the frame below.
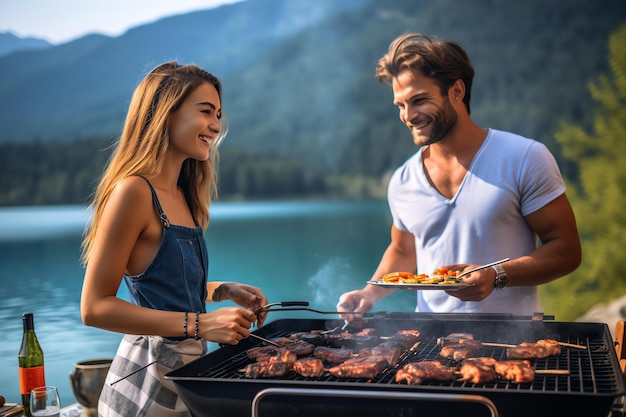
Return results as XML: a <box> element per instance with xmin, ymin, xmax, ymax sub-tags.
<box><xmin>81</xmin><ymin>61</ymin><xmax>227</xmax><ymax>264</ymax></box>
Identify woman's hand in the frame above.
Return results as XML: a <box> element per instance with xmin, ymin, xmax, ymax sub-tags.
<box><xmin>220</xmin><ymin>283</ymin><xmax>269</xmax><ymax>326</ymax></box>
<box><xmin>197</xmin><ymin>307</ymin><xmax>258</xmax><ymax>345</ymax></box>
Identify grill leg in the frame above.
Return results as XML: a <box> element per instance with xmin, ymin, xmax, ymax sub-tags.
<box><xmin>251</xmin><ymin>387</ymin><xmax>499</xmax><ymax>417</ymax></box>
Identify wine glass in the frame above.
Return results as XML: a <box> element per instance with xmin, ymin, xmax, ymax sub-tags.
<box><xmin>30</xmin><ymin>385</ymin><xmax>61</xmax><ymax>417</ymax></box>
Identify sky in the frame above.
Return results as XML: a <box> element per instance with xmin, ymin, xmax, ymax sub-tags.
<box><xmin>0</xmin><ymin>0</ymin><xmax>244</xmax><ymax>44</ymax></box>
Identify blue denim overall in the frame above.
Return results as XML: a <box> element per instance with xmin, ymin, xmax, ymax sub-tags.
<box><xmin>123</xmin><ymin>176</ymin><xmax>208</xmax><ymax>316</ymax></box>
<box><xmin>99</xmin><ymin>176</ymin><xmax>209</xmax><ymax>417</ymax></box>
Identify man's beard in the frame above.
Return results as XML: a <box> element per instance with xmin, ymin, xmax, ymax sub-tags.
<box><xmin>411</xmin><ymin>97</ymin><xmax>458</xmax><ymax>146</ymax></box>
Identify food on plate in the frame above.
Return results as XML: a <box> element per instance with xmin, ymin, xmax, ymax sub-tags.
<box><xmin>382</xmin><ymin>267</ymin><xmax>462</xmax><ymax>285</ymax></box>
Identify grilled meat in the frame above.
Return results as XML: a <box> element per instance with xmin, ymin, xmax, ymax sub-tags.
<box><xmin>341</xmin><ymin>335</ymin><xmax>380</xmax><ymax>350</ymax></box>
<box><xmin>395</xmin><ymin>329</ymin><xmax>421</xmax><ymax>338</ymax></box>
<box><xmin>325</xmin><ymin>331</ymin><xmax>378</xmax><ymax>348</ymax></box>
<box><xmin>494</xmin><ymin>360</ymin><xmax>535</xmax><ymax>384</ymax></box>
<box><xmin>395</xmin><ymin>361</ymin><xmax>456</xmax><ymax>385</ymax></box>
<box><xmin>359</xmin><ymin>330</ymin><xmax>420</xmax><ymax>366</ymax></box>
<box><xmin>246</xmin><ymin>346</ymin><xmax>297</xmax><ymax>367</ymax></box>
<box><xmin>313</xmin><ymin>346</ymin><xmax>354</xmax><ymax>363</ymax></box>
<box><xmin>458</xmin><ymin>359</ymin><xmax>498</xmax><ymax>384</ymax></box>
<box><xmin>289</xmin><ymin>332</ymin><xmax>326</xmax><ymax>346</ymax></box>
<box><xmin>326</xmin><ymin>331</ymin><xmax>352</xmax><ymax>348</ymax></box>
<box><xmin>437</xmin><ymin>336</ymin><xmax>479</xmax><ymax>347</ymax></box>
<box><xmin>507</xmin><ymin>339</ymin><xmax>561</xmax><ymax>359</ymax></box>
<box><xmin>463</xmin><ymin>357</ymin><xmax>497</xmax><ymax>366</ymax></box>
<box><xmin>358</xmin><ymin>344</ymin><xmax>400</xmax><ymax>367</ymax></box>
<box><xmin>268</xmin><ymin>337</ymin><xmax>293</xmax><ymax>346</ymax></box>
<box><xmin>387</xmin><ymin>332</ymin><xmax>421</xmax><ymax>349</ymax></box>
<box><xmin>460</xmin><ymin>357</ymin><xmax>535</xmax><ymax>384</ymax></box>
<box><xmin>243</xmin><ymin>361</ymin><xmax>290</xmax><ymax>378</ymax></box>
<box><xmin>284</xmin><ymin>340</ymin><xmax>316</xmax><ymax>357</ymax></box>
<box><xmin>292</xmin><ymin>357</ymin><xmax>325</xmax><ymax>378</ymax></box>
<box><xmin>354</xmin><ymin>328</ymin><xmax>378</xmax><ymax>336</ymax></box>
<box><xmin>438</xmin><ymin>333</ymin><xmax>474</xmax><ymax>345</ymax></box>
<box><xmin>537</xmin><ymin>339</ymin><xmax>562</xmax><ymax>356</ymax></box>
<box><xmin>247</xmin><ymin>345</ymin><xmax>279</xmax><ymax>360</ymax></box>
<box><xmin>327</xmin><ymin>356</ymin><xmax>388</xmax><ymax>379</ymax></box>
<box><xmin>440</xmin><ymin>343</ymin><xmax>478</xmax><ymax>361</ymax></box>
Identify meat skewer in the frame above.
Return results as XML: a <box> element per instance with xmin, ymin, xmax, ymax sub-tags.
<box><xmin>457</xmin><ymin>357</ymin><xmax>498</xmax><ymax>384</ymax></box>
<box><xmin>494</xmin><ymin>359</ymin><xmax>535</xmax><ymax>384</ymax></box>
<box><xmin>395</xmin><ymin>360</ymin><xmax>456</xmax><ymax>385</ymax></box>
<box><xmin>439</xmin><ymin>341</ymin><xmax>481</xmax><ymax>360</ymax></box>
<box><xmin>455</xmin><ymin>357</ymin><xmax>569</xmax><ymax>384</ymax></box>
<box><xmin>438</xmin><ymin>333</ymin><xmax>585</xmax><ymax>350</ymax></box>
<box><xmin>437</xmin><ymin>335</ymin><xmax>516</xmax><ymax>349</ymax></box>
<box><xmin>507</xmin><ymin>339</ymin><xmax>562</xmax><ymax>359</ymax></box>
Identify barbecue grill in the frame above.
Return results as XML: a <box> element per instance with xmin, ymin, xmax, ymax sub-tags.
<box><xmin>165</xmin><ymin>312</ymin><xmax>625</xmax><ymax>417</ymax></box>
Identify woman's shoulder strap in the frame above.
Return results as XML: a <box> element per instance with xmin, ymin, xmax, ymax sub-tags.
<box><xmin>136</xmin><ymin>175</ymin><xmax>171</xmax><ymax>228</ymax></box>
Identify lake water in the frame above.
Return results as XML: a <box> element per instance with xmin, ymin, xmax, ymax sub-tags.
<box><xmin>0</xmin><ymin>200</ymin><xmax>417</xmax><ymax>407</ymax></box>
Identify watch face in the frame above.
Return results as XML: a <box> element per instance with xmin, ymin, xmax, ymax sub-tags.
<box><xmin>492</xmin><ymin>264</ymin><xmax>508</xmax><ymax>289</ymax></box>
<box><xmin>495</xmin><ymin>273</ymin><xmax>509</xmax><ymax>289</ymax></box>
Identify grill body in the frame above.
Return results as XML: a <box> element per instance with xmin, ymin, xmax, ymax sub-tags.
<box><xmin>165</xmin><ymin>314</ymin><xmax>625</xmax><ymax>417</ymax></box>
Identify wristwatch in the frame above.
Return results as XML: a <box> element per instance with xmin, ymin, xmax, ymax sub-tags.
<box><xmin>492</xmin><ymin>264</ymin><xmax>509</xmax><ymax>290</ymax></box>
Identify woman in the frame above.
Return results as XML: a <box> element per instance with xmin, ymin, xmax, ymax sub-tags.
<box><xmin>80</xmin><ymin>61</ymin><xmax>269</xmax><ymax>416</ymax></box>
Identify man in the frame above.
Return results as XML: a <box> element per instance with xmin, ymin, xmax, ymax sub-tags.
<box><xmin>337</xmin><ymin>33</ymin><xmax>581</xmax><ymax>317</ymax></box>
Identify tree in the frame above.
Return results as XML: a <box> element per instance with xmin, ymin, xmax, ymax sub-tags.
<box><xmin>539</xmin><ymin>25</ymin><xmax>626</xmax><ymax>320</ymax></box>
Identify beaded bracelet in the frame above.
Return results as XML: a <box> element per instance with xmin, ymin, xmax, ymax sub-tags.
<box><xmin>194</xmin><ymin>311</ymin><xmax>200</xmax><ymax>340</ymax></box>
<box><xmin>183</xmin><ymin>311</ymin><xmax>189</xmax><ymax>338</ymax></box>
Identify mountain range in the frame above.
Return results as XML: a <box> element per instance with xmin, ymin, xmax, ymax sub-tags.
<box><xmin>0</xmin><ymin>31</ymin><xmax>51</xmax><ymax>57</ymax></box>
<box><xmin>1</xmin><ymin>0</ymin><xmax>625</xmax><ymax>176</ymax></box>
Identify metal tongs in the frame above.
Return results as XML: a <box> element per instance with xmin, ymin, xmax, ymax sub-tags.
<box><xmin>250</xmin><ymin>301</ymin><xmax>372</xmax><ymax>334</ymax></box>
<box><xmin>250</xmin><ymin>301</ymin><xmax>311</xmax><ymax>314</ymax></box>
<box><xmin>251</xmin><ymin>301</ymin><xmax>374</xmax><ymax>317</ymax></box>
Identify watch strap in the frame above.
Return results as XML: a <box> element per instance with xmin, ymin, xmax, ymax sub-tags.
<box><xmin>492</xmin><ymin>264</ymin><xmax>509</xmax><ymax>289</ymax></box>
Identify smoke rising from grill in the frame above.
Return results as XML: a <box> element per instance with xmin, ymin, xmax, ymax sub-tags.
<box><xmin>307</xmin><ymin>257</ymin><xmax>355</xmax><ymax>311</ymax></box>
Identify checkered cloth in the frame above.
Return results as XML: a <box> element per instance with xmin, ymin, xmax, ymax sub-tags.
<box><xmin>98</xmin><ymin>335</ymin><xmax>206</xmax><ymax>417</ymax></box>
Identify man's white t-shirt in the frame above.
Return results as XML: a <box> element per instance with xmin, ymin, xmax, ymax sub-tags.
<box><xmin>387</xmin><ymin>128</ymin><xmax>566</xmax><ymax>315</ymax></box>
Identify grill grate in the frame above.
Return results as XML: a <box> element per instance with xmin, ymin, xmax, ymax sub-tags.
<box><xmin>194</xmin><ymin>326</ymin><xmax>618</xmax><ymax>395</ymax></box>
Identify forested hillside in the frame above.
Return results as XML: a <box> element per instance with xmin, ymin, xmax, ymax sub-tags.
<box><xmin>0</xmin><ymin>0</ymin><xmax>625</xmax><ymax>206</ymax></box>
<box><xmin>540</xmin><ymin>24</ymin><xmax>626</xmax><ymax>320</ymax></box>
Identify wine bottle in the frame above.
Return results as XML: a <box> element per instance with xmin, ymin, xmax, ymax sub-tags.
<box><xmin>18</xmin><ymin>312</ymin><xmax>46</xmax><ymax>417</ymax></box>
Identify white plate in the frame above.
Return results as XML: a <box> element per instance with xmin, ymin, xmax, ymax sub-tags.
<box><xmin>367</xmin><ymin>280</ymin><xmax>474</xmax><ymax>291</ymax></box>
